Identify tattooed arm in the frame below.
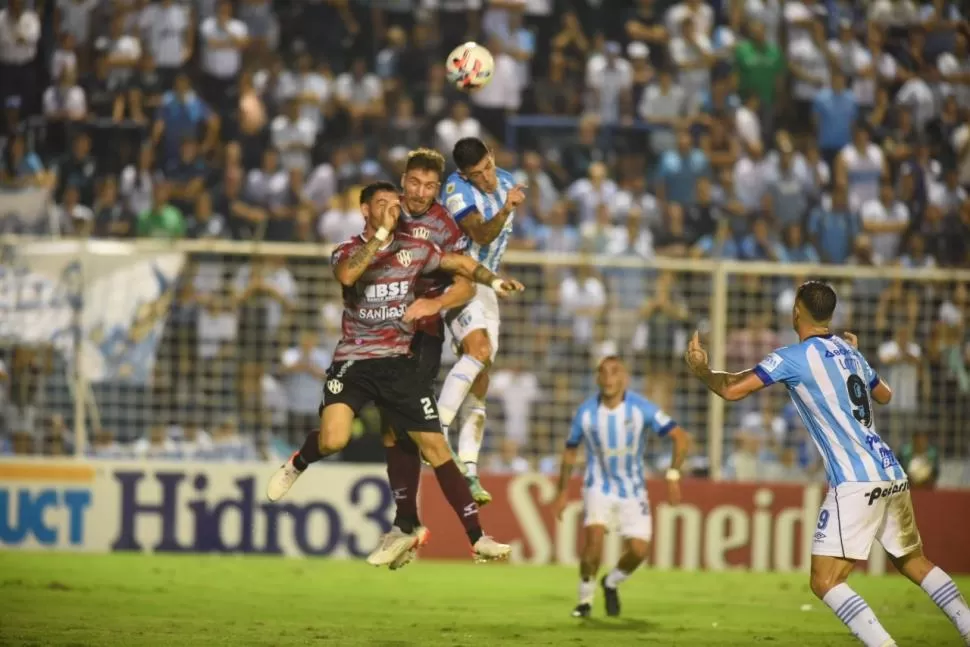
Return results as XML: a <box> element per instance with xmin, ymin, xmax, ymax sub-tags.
<box><xmin>437</xmin><ymin>253</ymin><xmax>525</xmax><ymax>294</ymax></box>
<box><xmin>333</xmin><ymin>237</ymin><xmax>385</xmax><ymax>287</ymax></box>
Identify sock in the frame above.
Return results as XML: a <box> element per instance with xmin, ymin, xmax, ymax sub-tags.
<box><xmin>292</xmin><ymin>431</ymin><xmax>323</xmax><ymax>472</ymax></box>
<box><xmin>386</xmin><ymin>442</ymin><xmax>421</xmax><ymax>534</ymax></box>
<box><xmin>433</xmin><ymin>459</ymin><xmax>483</xmax><ymax>545</ymax></box>
<box><xmin>604</xmin><ymin>568</ymin><xmax>631</xmax><ymax>589</ymax></box>
<box><xmin>458</xmin><ymin>394</ymin><xmax>487</xmax><ymax>472</ymax></box>
<box><xmin>437</xmin><ymin>355</ymin><xmax>485</xmax><ymax>427</ymax></box>
<box><xmin>578</xmin><ymin>578</ymin><xmax>595</xmax><ymax>605</ymax></box>
<box><xmin>823</xmin><ymin>583</ymin><xmax>895</xmax><ymax>647</ymax></box>
<box><xmin>921</xmin><ymin>566</ymin><xmax>970</xmax><ymax>639</ymax></box>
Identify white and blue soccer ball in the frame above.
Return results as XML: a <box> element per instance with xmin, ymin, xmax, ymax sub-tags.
<box><xmin>445</xmin><ymin>42</ymin><xmax>494</xmax><ymax>91</ymax></box>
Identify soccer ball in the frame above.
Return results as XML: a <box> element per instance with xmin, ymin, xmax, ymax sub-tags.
<box><xmin>445</xmin><ymin>42</ymin><xmax>494</xmax><ymax>90</ymax></box>
<box><xmin>907</xmin><ymin>455</ymin><xmax>933</xmax><ymax>483</ymax></box>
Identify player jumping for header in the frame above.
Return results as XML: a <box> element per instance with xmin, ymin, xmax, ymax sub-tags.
<box><xmin>438</xmin><ymin>137</ymin><xmax>526</xmax><ymax>505</ymax></box>
<box><xmin>266</xmin><ymin>181</ymin><xmax>523</xmax><ymax>563</ymax></box>
<box><xmin>685</xmin><ymin>280</ymin><xmax>970</xmax><ymax>647</ymax></box>
<box><xmin>367</xmin><ymin>148</ymin><xmax>478</xmax><ymax>569</ymax></box>
<box><xmin>553</xmin><ymin>355</ymin><xmax>692</xmax><ymax>619</ymax></box>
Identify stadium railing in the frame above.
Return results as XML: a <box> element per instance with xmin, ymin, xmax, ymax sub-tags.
<box><xmin>2</xmin><ymin>237</ymin><xmax>969</xmax><ymax>486</ymax></box>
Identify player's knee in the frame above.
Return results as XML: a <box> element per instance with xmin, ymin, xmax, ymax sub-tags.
<box><xmin>318</xmin><ymin>426</ymin><xmax>349</xmax><ymax>453</ymax></box>
<box><xmin>409</xmin><ymin>431</ymin><xmax>451</xmax><ymax>465</ymax></box>
<box><xmin>463</xmin><ymin>333</ymin><xmax>492</xmax><ymax>366</ymax></box>
<box><xmin>809</xmin><ymin>570</ymin><xmax>847</xmax><ymax>599</ymax></box>
<box><xmin>628</xmin><ymin>540</ymin><xmax>650</xmax><ymax>563</ymax></box>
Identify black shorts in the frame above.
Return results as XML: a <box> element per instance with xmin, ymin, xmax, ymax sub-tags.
<box><xmin>322</xmin><ymin>355</ymin><xmax>441</xmax><ymax>435</ymax></box>
<box><xmin>378</xmin><ymin>332</ymin><xmax>443</xmax><ymax>437</ymax></box>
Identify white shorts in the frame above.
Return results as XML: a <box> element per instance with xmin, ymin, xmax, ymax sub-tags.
<box><xmin>583</xmin><ymin>489</ymin><xmax>653</xmax><ymax>542</ymax></box>
<box><xmin>812</xmin><ymin>480</ymin><xmax>922</xmax><ymax>561</ymax></box>
<box><xmin>446</xmin><ymin>284</ymin><xmax>500</xmax><ymax>362</ymax></box>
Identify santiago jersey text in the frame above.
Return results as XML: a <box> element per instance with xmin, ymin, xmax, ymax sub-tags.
<box><xmin>753</xmin><ymin>334</ymin><xmax>907</xmax><ymax>486</ymax></box>
<box><xmin>567</xmin><ymin>392</ymin><xmax>677</xmax><ymax>498</ymax></box>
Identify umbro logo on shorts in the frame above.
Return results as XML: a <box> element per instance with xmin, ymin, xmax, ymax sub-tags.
<box><xmin>814</xmin><ymin>531</ymin><xmax>826</xmax><ymax>542</ymax></box>
<box><xmin>327</xmin><ymin>379</ymin><xmax>343</xmax><ymax>395</ymax></box>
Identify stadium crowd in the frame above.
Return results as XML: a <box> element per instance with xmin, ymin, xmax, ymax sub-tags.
<box><xmin>1</xmin><ymin>0</ymin><xmax>969</xmax><ymax>486</ymax></box>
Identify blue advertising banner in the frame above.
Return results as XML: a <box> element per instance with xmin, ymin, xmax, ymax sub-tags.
<box><xmin>0</xmin><ymin>461</ymin><xmax>392</xmax><ymax>558</ymax></box>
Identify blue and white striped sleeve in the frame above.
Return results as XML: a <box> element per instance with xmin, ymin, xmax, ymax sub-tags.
<box><xmin>636</xmin><ymin>397</ymin><xmax>676</xmax><ymax>437</ymax></box>
<box><xmin>753</xmin><ymin>346</ymin><xmax>799</xmax><ymax>387</ymax></box>
<box><xmin>442</xmin><ymin>178</ymin><xmax>478</xmax><ymax>223</ymax></box>
<box><xmin>858</xmin><ymin>350</ymin><xmax>881</xmax><ymax>391</ymax></box>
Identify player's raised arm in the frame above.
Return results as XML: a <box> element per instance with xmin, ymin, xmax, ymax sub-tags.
<box><xmin>844</xmin><ymin>331</ymin><xmax>894</xmax><ymax>405</ymax></box>
<box><xmin>455</xmin><ymin>185</ymin><xmax>526</xmax><ymax>245</ymax></box>
<box><xmin>332</xmin><ymin>188</ymin><xmax>399</xmax><ymax>287</ymax></box>
<box><xmin>684</xmin><ymin>331</ymin><xmax>768</xmax><ymax>401</ymax></box>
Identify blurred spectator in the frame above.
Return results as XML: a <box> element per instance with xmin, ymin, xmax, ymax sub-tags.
<box><xmin>93</xmin><ymin>175</ymin><xmax>132</xmax><ymax>238</ymax></box>
<box><xmin>1</xmin><ymin>133</ymin><xmax>50</xmax><ymax>189</ymax></box>
<box><xmin>199</xmin><ymin>0</ymin><xmax>250</xmax><ymax>115</ymax></box>
<box><xmin>669</xmin><ymin>15</ymin><xmax>713</xmax><ymax>106</ymax></box>
<box><xmin>186</xmin><ymin>191</ymin><xmax>229</xmax><ymax>240</ymax></box>
<box><xmin>692</xmin><ymin>217</ymin><xmax>739</xmax><ymax>259</ymax></box>
<box><xmin>0</xmin><ymin>0</ymin><xmax>42</xmax><ymax>135</ymax></box>
<box><xmin>586</xmin><ymin>40</ymin><xmax>633</xmax><ymax>125</ymax></box>
<box><xmin>654</xmin><ymin>201</ymin><xmax>691</xmax><ymax>256</ymax></box>
<box><xmin>52</xmin><ymin>184</ymin><xmax>94</xmax><ymax>237</ymax></box>
<box><xmin>733</xmin><ymin>20</ymin><xmax>784</xmax><ymax>133</ymax></box>
<box><xmin>533</xmin><ymin>200</ymin><xmax>579</xmax><ymax>253</ymax></box>
<box><xmin>780</xmin><ymin>223</ymin><xmax>820</xmax><ymax>264</ymax></box>
<box><xmin>489</xmin><ymin>358</ymin><xmax>541</xmax><ymax>449</ymax></box>
<box><xmin>559</xmin><ymin>264</ymin><xmax>606</xmax><ymax>348</ymax></box>
<box><xmin>740</xmin><ymin>216</ymin><xmax>785</xmax><ymax>261</ymax></box>
<box><xmin>789</xmin><ymin>21</ymin><xmax>830</xmax><ymax>135</ymax></box>
<box><xmin>435</xmin><ymin>101</ymin><xmax>481</xmax><ymax>157</ymax></box>
<box><xmin>814</xmin><ymin>72</ymin><xmax>857</xmax><ymax>164</ymax></box>
<box><xmin>809</xmin><ymin>183</ymin><xmax>859</xmax><ymax>264</ymax></box>
<box><xmin>143</xmin><ymin>0</ymin><xmax>193</xmax><ymax>88</ymax></box>
<box><xmin>165</xmin><ymin>137</ymin><xmax>208</xmax><ymax>214</ymax></box>
<box><xmin>136</xmin><ymin>181</ymin><xmax>185</xmax><ymax>238</ymax></box>
<box><xmin>271</xmin><ymin>97</ymin><xmax>317</xmax><ymax>172</ymax></box>
<box><xmin>765</xmin><ymin>141</ymin><xmax>809</xmax><ymax>229</ymax></box>
<box><xmin>860</xmin><ymin>180</ymin><xmax>910</xmax><ymax>263</ymax></box>
<box><xmin>878</xmin><ymin>326</ymin><xmax>923</xmax><ymax>447</ymax></box>
<box><xmin>637</xmin><ymin>269</ymin><xmax>689</xmax><ymax>413</ymax></box>
<box><xmin>656</xmin><ymin>127</ymin><xmax>708</xmax><ymax>204</ymax></box>
<box><xmin>152</xmin><ymin>73</ymin><xmax>220</xmax><ymax>167</ymax></box>
<box><xmin>568</xmin><ymin>161</ymin><xmax>617</xmax><ymax>224</ymax></box>
<box><xmin>42</xmin><ymin>67</ymin><xmax>87</xmax><ymax>153</ymax></box>
<box><xmin>899</xmin><ymin>430</ymin><xmax>940</xmax><ymax>489</ymax></box>
<box><xmin>640</xmin><ymin>66</ymin><xmax>688</xmax><ymax>158</ymax></box>
<box><xmin>486</xmin><ymin>437</ymin><xmax>530</xmax><ymax>474</ymax></box>
<box><xmin>335</xmin><ymin>57</ymin><xmax>385</xmax><ymax>135</ymax></box>
<box><xmin>280</xmin><ymin>330</ymin><xmax>330</xmax><ymax>447</ymax></box>
<box><xmin>53</xmin><ymin>131</ymin><xmax>98</xmax><ymax>206</ymax></box>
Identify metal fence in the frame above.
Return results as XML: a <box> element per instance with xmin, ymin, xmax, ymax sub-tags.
<box><xmin>2</xmin><ymin>238</ymin><xmax>969</xmax><ymax>486</ymax></box>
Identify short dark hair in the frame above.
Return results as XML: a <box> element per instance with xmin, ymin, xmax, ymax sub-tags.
<box><xmin>359</xmin><ymin>181</ymin><xmax>398</xmax><ymax>206</ymax></box>
<box><xmin>796</xmin><ymin>281</ymin><xmax>838</xmax><ymax>322</ymax></box>
<box><xmin>405</xmin><ymin>148</ymin><xmax>446</xmax><ymax>178</ymax></box>
<box><xmin>452</xmin><ymin>137</ymin><xmax>489</xmax><ymax>171</ymax></box>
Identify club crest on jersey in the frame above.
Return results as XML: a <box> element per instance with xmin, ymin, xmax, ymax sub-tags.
<box><xmin>327</xmin><ymin>379</ymin><xmax>343</xmax><ymax>395</ymax></box>
<box><xmin>411</xmin><ymin>226</ymin><xmax>430</xmax><ymax>240</ymax></box>
<box><xmin>396</xmin><ymin>250</ymin><xmax>413</xmax><ymax>267</ymax></box>
<box><xmin>446</xmin><ymin>182</ymin><xmax>456</xmax><ymax>194</ymax></box>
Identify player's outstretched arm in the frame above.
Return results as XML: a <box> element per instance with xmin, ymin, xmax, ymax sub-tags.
<box><xmin>457</xmin><ymin>185</ymin><xmax>526</xmax><ymax>245</ymax></box>
<box><xmin>684</xmin><ymin>331</ymin><xmax>766</xmax><ymax>401</ymax></box>
<box><xmin>438</xmin><ymin>253</ymin><xmax>525</xmax><ymax>296</ymax></box>
<box><xmin>403</xmin><ymin>277</ymin><xmax>476</xmax><ymax>323</ymax></box>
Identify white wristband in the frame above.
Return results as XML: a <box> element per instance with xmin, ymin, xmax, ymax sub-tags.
<box><xmin>665</xmin><ymin>468</ymin><xmax>681</xmax><ymax>482</ymax></box>
<box><xmin>491</xmin><ymin>278</ymin><xmax>506</xmax><ymax>292</ymax></box>
<box><xmin>374</xmin><ymin>227</ymin><xmax>389</xmax><ymax>242</ymax></box>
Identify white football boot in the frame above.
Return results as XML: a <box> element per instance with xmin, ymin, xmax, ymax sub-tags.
<box><xmin>367</xmin><ymin>526</ymin><xmax>430</xmax><ymax>567</ymax></box>
<box><xmin>472</xmin><ymin>535</ymin><xmax>511</xmax><ymax>563</ymax></box>
<box><xmin>388</xmin><ymin>527</ymin><xmax>431</xmax><ymax>571</ymax></box>
<box><xmin>266</xmin><ymin>453</ymin><xmax>303</xmax><ymax>502</ymax></box>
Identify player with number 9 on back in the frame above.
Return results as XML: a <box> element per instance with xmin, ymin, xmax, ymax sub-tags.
<box><xmin>266</xmin><ymin>180</ymin><xmax>524</xmax><ymax>565</ymax></box>
<box><xmin>684</xmin><ymin>281</ymin><xmax>970</xmax><ymax>647</ymax></box>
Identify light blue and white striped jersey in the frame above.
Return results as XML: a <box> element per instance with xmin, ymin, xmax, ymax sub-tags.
<box><xmin>441</xmin><ymin>168</ymin><xmax>516</xmax><ymax>273</ymax></box>
<box><xmin>567</xmin><ymin>392</ymin><xmax>677</xmax><ymax>498</ymax></box>
<box><xmin>753</xmin><ymin>334</ymin><xmax>907</xmax><ymax>486</ymax></box>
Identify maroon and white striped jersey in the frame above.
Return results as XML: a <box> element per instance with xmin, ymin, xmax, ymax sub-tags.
<box><xmin>398</xmin><ymin>198</ymin><xmax>469</xmax><ymax>337</ymax></box>
<box><xmin>331</xmin><ymin>233</ymin><xmax>443</xmax><ymax>362</ymax></box>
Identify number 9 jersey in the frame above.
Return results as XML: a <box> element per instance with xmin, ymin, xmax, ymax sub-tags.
<box><xmin>752</xmin><ymin>334</ymin><xmax>906</xmax><ymax>486</ymax></box>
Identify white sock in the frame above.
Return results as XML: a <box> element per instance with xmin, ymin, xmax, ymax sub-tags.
<box><xmin>604</xmin><ymin>567</ymin><xmax>631</xmax><ymax>589</ymax></box>
<box><xmin>921</xmin><ymin>566</ymin><xmax>970</xmax><ymax>640</ymax></box>
<box><xmin>578</xmin><ymin>578</ymin><xmax>595</xmax><ymax>605</ymax></box>
<box><xmin>458</xmin><ymin>394</ymin><xmax>487</xmax><ymax>472</ymax></box>
<box><xmin>437</xmin><ymin>355</ymin><xmax>485</xmax><ymax>427</ymax></box>
<box><xmin>823</xmin><ymin>583</ymin><xmax>895</xmax><ymax>647</ymax></box>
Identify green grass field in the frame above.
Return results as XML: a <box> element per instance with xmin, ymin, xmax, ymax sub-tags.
<box><xmin>0</xmin><ymin>553</ymin><xmax>966</xmax><ymax>646</ymax></box>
